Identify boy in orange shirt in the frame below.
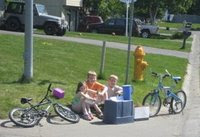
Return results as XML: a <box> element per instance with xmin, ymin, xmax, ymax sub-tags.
<box><xmin>85</xmin><ymin>70</ymin><xmax>108</xmax><ymax>118</ymax></box>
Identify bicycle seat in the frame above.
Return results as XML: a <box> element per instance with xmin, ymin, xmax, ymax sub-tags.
<box><xmin>21</xmin><ymin>98</ymin><xmax>32</xmax><ymax>104</ymax></box>
<box><xmin>173</xmin><ymin>77</ymin><xmax>181</xmax><ymax>84</ymax></box>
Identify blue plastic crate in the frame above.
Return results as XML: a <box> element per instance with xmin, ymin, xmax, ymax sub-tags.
<box><xmin>122</xmin><ymin>85</ymin><xmax>134</xmax><ymax>100</ymax></box>
<box><xmin>103</xmin><ymin>100</ymin><xmax>134</xmax><ymax>124</ymax></box>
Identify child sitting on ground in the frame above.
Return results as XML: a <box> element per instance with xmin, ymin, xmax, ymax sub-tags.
<box><xmin>71</xmin><ymin>82</ymin><xmax>96</xmax><ymax>121</ymax></box>
<box><xmin>85</xmin><ymin>71</ymin><xmax>107</xmax><ymax>118</ymax></box>
<box><xmin>106</xmin><ymin>74</ymin><xmax>123</xmax><ymax>98</ymax></box>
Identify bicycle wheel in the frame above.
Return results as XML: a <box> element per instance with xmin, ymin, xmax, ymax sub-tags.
<box><xmin>142</xmin><ymin>92</ymin><xmax>161</xmax><ymax>117</ymax></box>
<box><xmin>9</xmin><ymin>108</ymin><xmax>39</xmax><ymax>127</ymax></box>
<box><xmin>54</xmin><ymin>103</ymin><xmax>80</xmax><ymax>123</ymax></box>
<box><xmin>171</xmin><ymin>90</ymin><xmax>187</xmax><ymax>114</ymax></box>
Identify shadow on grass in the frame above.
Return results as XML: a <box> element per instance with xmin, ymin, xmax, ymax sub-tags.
<box><xmin>1</xmin><ymin>79</ymin><xmax>66</xmax><ymax>86</ymax></box>
<box><xmin>150</xmin><ymin>34</ymin><xmax>171</xmax><ymax>39</ymax></box>
<box><xmin>37</xmin><ymin>80</ymin><xmax>67</xmax><ymax>86</ymax></box>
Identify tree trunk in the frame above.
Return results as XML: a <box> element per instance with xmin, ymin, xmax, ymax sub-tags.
<box><xmin>149</xmin><ymin>2</ymin><xmax>159</xmax><ymax>25</ymax></box>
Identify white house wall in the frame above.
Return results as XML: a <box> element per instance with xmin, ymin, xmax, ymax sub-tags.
<box><xmin>65</xmin><ymin>0</ymin><xmax>83</xmax><ymax>7</ymax></box>
<box><xmin>34</xmin><ymin>0</ymin><xmax>65</xmax><ymax>17</ymax></box>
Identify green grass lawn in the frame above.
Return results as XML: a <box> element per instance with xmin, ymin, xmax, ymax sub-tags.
<box><xmin>65</xmin><ymin>31</ymin><xmax>191</xmax><ymax>52</ymax></box>
<box><xmin>158</xmin><ymin>21</ymin><xmax>200</xmax><ymax>30</ymax></box>
<box><xmin>35</xmin><ymin>29</ymin><xmax>191</xmax><ymax>52</ymax></box>
<box><xmin>0</xmin><ymin>34</ymin><xmax>188</xmax><ymax>119</ymax></box>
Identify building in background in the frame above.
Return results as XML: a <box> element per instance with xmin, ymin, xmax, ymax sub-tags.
<box><xmin>35</xmin><ymin>0</ymin><xmax>83</xmax><ymax>31</ymax></box>
<box><xmin>0</xmin><ymin>0</ymin><xmax>5</xmax><ymax>18</ymax></box>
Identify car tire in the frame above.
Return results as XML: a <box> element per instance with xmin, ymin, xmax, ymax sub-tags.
<box><xmin>141</xmin><ymin>30</ymin><xmax>151</xmax><ymax>38</ymax></box>
<box><xmin>44</xmin><ymin>22</ymin><xmax>57</xmax><ymax>35</ymax></box>
<box><xmin>56</xmin><ymin>28</ymin><xmax>66</xmax><ymax>36</ymax></box>
<box><xmin>5</xmin><ymin>17</ymin><xmax>21</xmax><ymax>31</ymax></box>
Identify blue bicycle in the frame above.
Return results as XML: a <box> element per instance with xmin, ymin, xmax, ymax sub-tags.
<box><xmin>142</xmin><ymin>70</ymin><xmax>187</xmax><ymax>117</ymax></box>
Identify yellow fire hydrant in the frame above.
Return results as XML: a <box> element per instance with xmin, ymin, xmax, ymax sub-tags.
<box><xmin>134</xmin><ymin>46</ymin><xmax>148</xmax><ymax>81</ymax></box>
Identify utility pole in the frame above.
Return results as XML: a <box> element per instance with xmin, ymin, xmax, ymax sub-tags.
<box><xmin>125</xmin><ymin>0</ymin><xmax>134</xmax><ymax>84</ymax></box>
<box><xmin>99</xmin><ymin>41</ymin><xmax>106</xmax><ymax>79</ymax></box>
<box><xmin>22</xmin><ymin>0</ymin><xmax>33</xmax><ymax>82</ymax></box>
<box><xmin>120</xmin><ymin>0</ymin><xmax>130</xmax><ymax>37</ymax></box>
<box><xmin>125</xmin><ymin>1</ymin><xmax>129</xmax><ymax>37</ymax></box>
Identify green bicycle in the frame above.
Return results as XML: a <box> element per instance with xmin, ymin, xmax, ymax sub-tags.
<box><xmin>9</xmin><ymin>84</ymin><xmax>80</xmax><ymax>127</ymax></box>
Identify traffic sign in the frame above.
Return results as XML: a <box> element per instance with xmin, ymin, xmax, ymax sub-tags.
<box><xmin>120</xmin><ymin>0</ymin><xmax>136</xmax><ymax>4</ymax></box>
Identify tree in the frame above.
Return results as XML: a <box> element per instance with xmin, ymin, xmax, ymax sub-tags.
<box><xmin>135</xmin><ymin>0</ymin><xmax>194</xmax><ymax>24</ymax></box>
<box><xmin>82</xmin><ymin>0</ymin><xmax>125</xmax><ymax>20</ymax></box>
<box><xmin>82</xmin><ymin>0</ymin><xmax>99</xmax><ymax>15</ymax></box>
<box><xmin>98</xmin><ymin>0</ymin><xmax>125</xmax><ymax>20</ymax></box>
<box><xmin>166</xmin><ymin>0</ymin><xmax>193</xmax><ymax>14</ymax></box>
<box><xmin>187</xmin><ymin>0</ymin><xmax>200</xmax><ymax>15</ymax></box>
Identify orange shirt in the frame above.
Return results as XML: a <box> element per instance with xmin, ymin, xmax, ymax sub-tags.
<box><xmin>86</xmin><ymin>81</ymin><xmax>104</xmax><ymax>92</ymax></box>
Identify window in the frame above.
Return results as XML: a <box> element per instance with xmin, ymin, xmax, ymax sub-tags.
<box><xmin>105</xmin><ymin>19</ymin><xmax>114</xmax><ymax>25</ymax></box>
<box><xmin>116</xmin><ymin>19</ymin><xmax>125</xmax><ymax>26</ymax></box>
<box><xmin>35</xmin><ymin>4</ymin><xmax>47</xmax><ymax>15</ymax></box>
<box><xmin>6</xmin><ymin>2</ymin><xmax>23</xmax><ymax>14</ymax></box>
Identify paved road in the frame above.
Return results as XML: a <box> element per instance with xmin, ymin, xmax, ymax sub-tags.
<box><xmin>0</xmin><ymin>31</ymin><xmax>199</xmax><ymax>137</ymax></box>
<box><xmin>0</xmin><ymin>30</ymin><xmax>189</xmax><ymax>59</ymax></box>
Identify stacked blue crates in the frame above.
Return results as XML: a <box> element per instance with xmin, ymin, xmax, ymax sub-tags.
<box><xmin>103</xmin><ymin>85</ymin><xmax>134</xmax><ymax>124</ymax></box>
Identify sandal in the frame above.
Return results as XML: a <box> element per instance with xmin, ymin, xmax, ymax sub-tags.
<box><xmin>89</xmin><ymin>113</ymin><xmax>94</xmax><ymax>120</ymax></box>
<box><xmin>83</xmin><ymin>114</ymin><xmax>92</xmax><ymax>121</ymax></box>
<box><xmin>96</xmin><ymin>112</ymin><xmax>103</xmax><ymax>119</ymax></box>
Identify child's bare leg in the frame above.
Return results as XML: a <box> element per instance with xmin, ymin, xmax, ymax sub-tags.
<box><xmin>81</xmin><ymin>102</ymin><xmax>89</xmax><ymax>115</ymax></box>
<box><xmin>104</xmin><ymin>92</ymin><xmax>108</xmax><ymax>101</ymax></box>
<box><xmin>93</xmin><ymin>104</ymin><xmax>102</xmax><ymax>114</ymax></box>
<box><xmin>93</xmin><ymin>104</ymin><xmax>103</xmax><ymax>119</ymax></box>
<box><xmin>86</xmin><ymin>103</ymin><xmax>94</xmax><ymax>119</ymax></box>
<box><xmin>86</xmin><ymin>103</ymin><xmax>91</xmax><ymax>114</ymax></box>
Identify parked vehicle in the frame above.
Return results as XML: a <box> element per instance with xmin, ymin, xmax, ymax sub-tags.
<box><xmin>135</xmin><ymin>19</ymin><xmax>159</xmax><ymax>38</ymax></box>
<box><xmin>78</xmin><ymin>15</ymin><xmax>103</xmax><ymax>32</ymax></box>
<box><xmin>1</xmin><ymin>1</ymin><xmax>68</xmax><ymax>36</ymax></box>
<box><xmin>87</xmin><ymin>18</ymin><xmax>140</xmax><ymax>36</ymax></box>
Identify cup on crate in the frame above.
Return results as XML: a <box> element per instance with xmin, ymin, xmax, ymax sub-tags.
<box><xmin>122</xmin><ymin>85</ymin><xmax>133</xmax><ymax>100</ymax></box>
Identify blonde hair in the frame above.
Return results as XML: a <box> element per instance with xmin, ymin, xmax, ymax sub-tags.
<box><xmin>87</xmin><ymin>70</ymin><xmax>97</xmax><ymax>77</ymax></box>
<box><xmin>109</xmin><ymin>74</ymin><xmax>118</xmax><ymax>80</ymax></box>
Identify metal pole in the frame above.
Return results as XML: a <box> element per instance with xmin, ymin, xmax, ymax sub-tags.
<box><xmin>125</xmin><ymin>2</ymin><xmax>129</xmax><ymax>37</ymax></box>
<box><xmin>125</xmin><ymin>0</ymin><xmax>134</xmax><ymax>84</ymax></box>
<box><xmin>99</xmin><ymin>41</ymin><xmax>106</xmax><ymax>78</ymax></box>
<box><xmin>23</xmin><ymin>0</ymin><xmax>33</xmax><ymax>81</ymax></box>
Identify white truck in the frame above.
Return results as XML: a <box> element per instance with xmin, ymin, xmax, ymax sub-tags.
<box><xmin>135</xmin><ymin>19</ymin><xmax>159</xmax><ymax>38</ymax></box>
<box><xmin>1</xmin><ymin>0</ymin><xmax>68</xmax><ymax>36</ymax></box>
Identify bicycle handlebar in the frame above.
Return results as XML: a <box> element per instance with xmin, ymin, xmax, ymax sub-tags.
<box><xmin>152</xmin><ymin>72</ymin><xmax>158</xmax><ymax>76</ymax></box>
<box><xmin>151</xmin><ymin>71</ymin><xmax>170</xmax><ymax>79</ymax></box>
<box><xmin>48</xmin><ymin>83</ymin><xmax>52</xmax><ymax>92</ymax></box>
<box><xmin>163</xmin><ymin>74</ymin><xmax>170</xmax><ymax>79</ymax></box>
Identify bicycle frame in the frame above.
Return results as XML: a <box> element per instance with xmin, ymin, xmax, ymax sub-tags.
<box><xmin>23</xmin><ymin>85</ymin><xmax>56</xmax><ymax>118</ymax></box>
<box><xmin>153</xmin><ymin>71</ymin><xmax>182</xmax><ymax>102</ymax></box>
<box><xmin>143</xmin><ymin>70</ymin><xmax>186</xmax><ymax>117</ymax></box>
<box><xmin>9</xmin><ymin>83</ymin><xmax>80</xmax><ymax>127</ymax></box>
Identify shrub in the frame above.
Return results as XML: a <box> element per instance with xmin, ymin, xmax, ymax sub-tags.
<box><xmin>171</xmin><ymin>32</ymin><xmax>184</xmax><ymax>39</ymax></box>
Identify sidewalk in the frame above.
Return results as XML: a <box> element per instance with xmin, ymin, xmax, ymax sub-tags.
<box><xmin>178</xmin><ymin>32</ymin><xmax>200</xmax><ymax>137</ymax></box>
<box><xmin>0</xmin><ymin>30</ymin><xmax>189</xmax><ymax>59</ymax></box>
